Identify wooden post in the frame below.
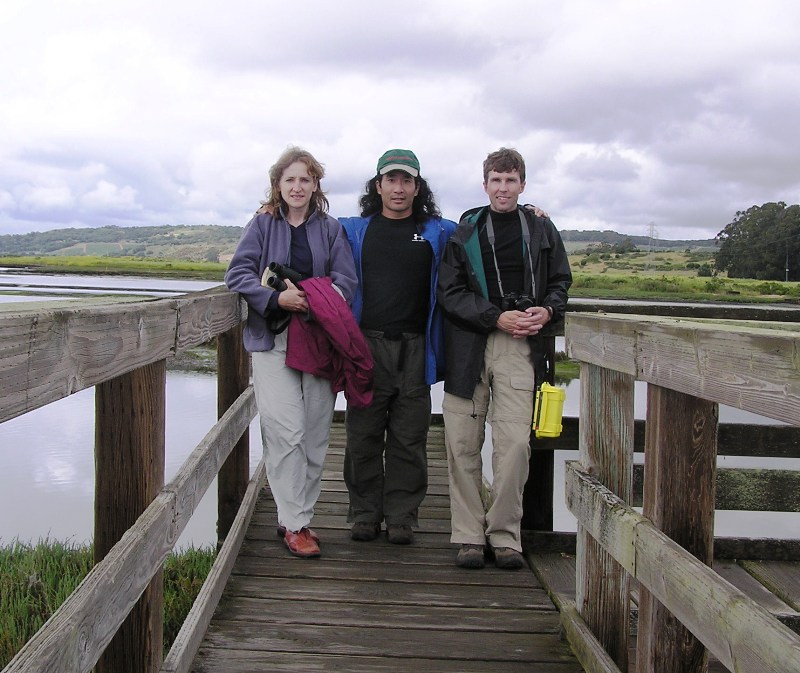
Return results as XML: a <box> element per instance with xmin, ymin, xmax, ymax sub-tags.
<box><xmin>95</xmin><ymin>360</ymin><xmax>166</xmax><ymax>673</ymax></box>
<box><xmin>216</xmin><ymin>325</ymin><xmax>250</xmax><ymax>546</ymax></box>
<box><xmin>576</xmin><ymin>362</ymin><xmax>634</xmax><ymax>669</ymax></box>
<box><xmin>636</xmin><ymin>384</ymin><xmax>718</xmax><ymax>673</ymax></box>
<box><xmin>522</xmin><ymin>335</ymin><xmax>556</xmax><ymax>530</ymax></box>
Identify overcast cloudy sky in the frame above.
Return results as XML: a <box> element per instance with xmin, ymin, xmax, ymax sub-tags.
<box><xmin>1</xmin><ymin>0</ymin><xmax>798</xmax><ymax>241</ymax></box>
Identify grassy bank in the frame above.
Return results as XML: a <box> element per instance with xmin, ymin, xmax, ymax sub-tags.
<box><xmin>0</xmin><ymin>539</ymin><xmax>215</xmax><ymax>667</ymax></box>
<box><xmin>4</xmin><ymin>254</ymin><xmax>799</xmax><ymax>303</ymax></box>
<box><xmin>0</xmin><ymin>255</ymin><xmax>226</xmax><ymax>280</ymax></box>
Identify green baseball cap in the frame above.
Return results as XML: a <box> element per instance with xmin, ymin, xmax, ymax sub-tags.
<box><xmin>376</xmin><ymin>149</ymin><xmax>420</xmax><ymax>177</ymax></box>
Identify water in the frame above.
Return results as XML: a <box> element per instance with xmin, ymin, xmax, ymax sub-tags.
<box><xmin>0</xmin><ymin>268</ymin><xmax>221</xmax><ymax>297</ymax></box>
<box><xmin>0</xmin><ymin>275</ymin><xmax>797</xmax><ymax>547</ymax></box>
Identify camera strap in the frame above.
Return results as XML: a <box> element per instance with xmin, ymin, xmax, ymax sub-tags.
<box><xmin>485</xmin><ymin>209</ymin><xmax>537</xmax><ymax>301</ymax></box>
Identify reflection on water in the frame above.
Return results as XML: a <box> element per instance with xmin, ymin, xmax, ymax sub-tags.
<box><xmin>0</xmin><ymin>373</ymin><xmax>261</xmax><ymax>548</ymax></box>
<box><xmin>0</xmin><ymin>373</ymin><xmax>797</xmax><ymax>548</ymax></box>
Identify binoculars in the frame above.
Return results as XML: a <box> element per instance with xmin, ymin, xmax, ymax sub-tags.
<box><xmin>266</xmin><ymin>262</ymin><xmax>305</xmax><ymax>292</ymax></box>
<box><xmin>500</xmin><ymin>292</ymin><xmax>536</xmax><ymax>312</ymax></box>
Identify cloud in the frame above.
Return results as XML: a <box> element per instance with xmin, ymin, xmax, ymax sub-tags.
<box><xmin>0</xmin><ymin>0</ymin><xmax>799</xmax><ymax>240</ymax></box>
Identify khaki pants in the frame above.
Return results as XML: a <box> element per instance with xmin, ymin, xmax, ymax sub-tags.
<box><xmin>442</xmin><ymin>331</ymin><xmax>535</xmax><ymax>552</ymax></box>
<box><xmin>251</xmin><ymin>330</ymin><xmax>336</xmax><ymax>533</ymax></box>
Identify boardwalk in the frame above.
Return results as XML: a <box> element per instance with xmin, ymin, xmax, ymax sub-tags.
<box><xmin>190</xmin><ymin>420</ymin><xmax>585</xmax><ymax>673</ymax></box>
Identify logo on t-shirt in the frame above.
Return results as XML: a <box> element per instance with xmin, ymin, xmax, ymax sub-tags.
<box><xmin>411</xmin><ymin>233</ymin><xmax>426</xmax><ymax>242</ymax></box>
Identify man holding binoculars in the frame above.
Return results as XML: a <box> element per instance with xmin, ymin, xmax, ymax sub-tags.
<box><xmin>436</xmin><ymin>148</ymin><xmax>572</xmax><ymax>570</ymax></box>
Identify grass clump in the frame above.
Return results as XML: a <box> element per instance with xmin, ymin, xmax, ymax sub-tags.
<box><xmin>0</xmin><ymin>539</ymin><xmax>215</xmax><ymax>667</ymax></box>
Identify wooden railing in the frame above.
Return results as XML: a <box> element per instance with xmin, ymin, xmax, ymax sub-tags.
<box><xmin>563</xmin><ymin>313</ymin><xmax>800</xmax><ymax>673</ymax></box>
<box><xmin>0</xmin><ymin>287</ymin><xmax>258</xmax><ymax>673</ymax></box>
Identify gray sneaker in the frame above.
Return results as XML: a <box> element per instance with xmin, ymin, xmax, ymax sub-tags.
<box><xmin>493</xmin><ymin>547</ymin><xmax>525</xmax><ymax>570</ymax></box>
<box><xmin>387</xmin><ymin>524</ymin><xmax>414</xmax><ymax>545</ymax></box>
<box><xmin>351</xmin><ymin>521</ymin><xmax>381</xmax><ymax>541</ymax></box>
<box><xmin>456</xmin><ymin>544</ymin><xmax>486</xmax><ymax>569</ymax></box>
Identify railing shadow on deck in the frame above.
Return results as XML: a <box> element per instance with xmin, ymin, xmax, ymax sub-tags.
<box><xmin>562</xmin><ymin>312</ymin><xmax>800</xmax><ymax>673</ymax></box>
<box><xmin>2</xmin><ymin>291</ymin><xmax>799</xmax><ymax>673</ymax></box>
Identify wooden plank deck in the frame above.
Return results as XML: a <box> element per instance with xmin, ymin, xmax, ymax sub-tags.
<box><xmin>190</xmin><ymin>420</ymin><xmax>585</xmax><ymax>672</ymax></box>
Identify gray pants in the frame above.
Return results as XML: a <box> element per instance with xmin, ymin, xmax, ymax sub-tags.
<box><xmin>251</xmin><ymin>331</ymin><xmax>336</xmax><ymax>533</ymax></box>
<box><xmin>344</xmin><ymin>331</ymin><xmax>431</xmax><ymax>527</ymax></box>
<box><xmin>443</xmin><ymin>331</ymin><xmax>535</xmax><ymax>552</ymax></box>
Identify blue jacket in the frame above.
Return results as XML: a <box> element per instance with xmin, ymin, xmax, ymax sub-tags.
<box><xmin>225</xmin><ymin>210</ymin><xmax>358</xmax><ymax>353</ymax></box>
<box><xmin>340</xmin><ymin>214</ymin><xmax>456</xmax><ymax>385</ymax></box>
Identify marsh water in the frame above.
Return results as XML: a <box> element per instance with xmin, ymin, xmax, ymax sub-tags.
<box><xmin>1</xmin><ymin>273</ymin><xmax>797</xmax><ymax>547</ymax></box>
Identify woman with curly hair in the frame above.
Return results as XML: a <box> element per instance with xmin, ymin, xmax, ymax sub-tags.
<box><xmin>225</xmin><ymin>146</ymin><xmax>359</xmax><ymax>558</ymax></box>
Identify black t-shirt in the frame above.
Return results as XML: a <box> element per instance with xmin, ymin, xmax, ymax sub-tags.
<box><xmin>360</xmin><ymin>214</ymin><xmax>433</xmax><ymax>334</ymax></box>
<box><xmin>289</xmin><ymin>222</ymin><xmax>313</xmax><ymax>278</ymax></box>
<box><xmin>478</xmin><ymin>208</ymin><xmax>525</xmax><ymax>307</ymax></box>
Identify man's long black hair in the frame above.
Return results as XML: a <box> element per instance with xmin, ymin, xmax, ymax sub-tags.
<box><xmin>358</xmin><ymin>174</ymin><xmax>442</xmax><ymax>223</ymax></box>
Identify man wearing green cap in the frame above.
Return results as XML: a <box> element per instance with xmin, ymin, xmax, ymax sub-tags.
<box><xmin>339</xmin><ymin>150</ymin><xmax>456</xmax><ymax>545</ymax></box>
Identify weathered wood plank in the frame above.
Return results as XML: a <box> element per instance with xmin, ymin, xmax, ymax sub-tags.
<box><xmin>740</xmin><ymin>560</ymin><xmax>800</xmax><ymax>612</ymax></box>
<box><xmin>210</xmin><ymin>595</ymin><xmax>559</xmax><ymax>632</ymax></box>
<box><xmin>576</xmin><ymin>363</ymin><xmax>633</xmax><ymax>670</ymax></box>
<box><xmin>192</xmin><ymin>649</ymin><xmax>580</xmax><ymax>673</ymax></box>
<box><xmin>530</xmin><ymin>417</ymin><xmax>800</xmax><ymax>459</ymax></box>
<box><xmin>566</xmin><ymin>313</ymin><xmax>800</xmax><ymax>425</ymax></box>
<box><xmin>161</xmin><ymin>461</ymin><xmax>265</xmax><ymax>673</ymax></box>
<box><xmin>223</xmin><ymin>574</ymin><xmax>553</xmax><ymax>609</ymax></box>
<box><xmin>559</xmin><ymin>602</ymin><xmax>625</xmax><ymax>673</ymax></box>
<box><xmin>631</xmin><ymin>464</ymin><xmax>800</xmax><ymax>511</ymax></box>
<box><xmin>95</xmin><ymin>361</ymin><xmax>166</xmax><ymax>673</ymax></box>
<box><xmin>230</xmin><ymin>554</ymin><xmax>537</xmax><ymax>588</ymax></box>
<box><xmin>0</xmin><ymin>288</ymin><xmax>241</xmax><ymax>423</ymax></box>
<box><xmin>566</xmin><ymin>461</ymin><xmax>800</xmax><ymax>673</ymax></box>
<box><xmin>636</xmin><ymin>385</ymin><xmax>718</xmax><ymax>673</ymax></box>
<box><xmin>715</xmin><ymin>561</ymin><xmax>800</xmax><ymax>628</ymax></box>
<box><xmin>216</xmin><ymin>324</ymin><xmax>250</xmax><ymax>543</ymax></box>
<box><xmin>200</xmin><ymin>622</ymin><xmax>574</xmax><ymax>663</ymax></box>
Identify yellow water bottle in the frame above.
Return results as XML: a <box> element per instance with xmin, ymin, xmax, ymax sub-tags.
<box><xmin>533</xmin><ymin>383</ymin><xmax>566</xmax><ymax>438</ymax></box>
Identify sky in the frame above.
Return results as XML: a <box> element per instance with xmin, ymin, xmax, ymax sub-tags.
<box><xmin>1</xmin><ymin>0</ymin><xmax>799</xmax><ymax>242</ymax></box>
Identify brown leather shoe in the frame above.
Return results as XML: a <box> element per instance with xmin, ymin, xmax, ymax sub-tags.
<box><xmin>284</xmin><ymin>528</ymin><xmax>321</xmax><ymax>558</ymax></box>
<box><xmin>277</xmin><ymin>524</ymin><xmax>320</xmax><ymax>543</ymax></box>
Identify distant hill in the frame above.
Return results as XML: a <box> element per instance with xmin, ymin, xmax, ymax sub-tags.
<box><xmin>560</xmin><ymin>229</ymin><xmax>715</xmax><ymax>252</ymax></box>
<box><xmin>0</xmin><ymin>224</ymin><xmax>715</xmax><ymax>262</ymax></box>
<box><xmin>0</xmin><ymin>225</ymin><xmax>244</xmax><ymax>263</ymax></box>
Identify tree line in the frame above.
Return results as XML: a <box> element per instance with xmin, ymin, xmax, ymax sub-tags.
<box><xmin>715</xmin><ymin>202</ymin><xmax>800</xmax><ymax>281</ymax></box>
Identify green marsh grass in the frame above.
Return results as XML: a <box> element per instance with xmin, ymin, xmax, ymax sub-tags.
<box><xmin>0</xmin><ymin>539</ymin><xmax>215</xmax><ymax>667</ymax></box>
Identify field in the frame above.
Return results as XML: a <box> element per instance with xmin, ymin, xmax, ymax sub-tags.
<box><xmin>2</xmin><ymin>249</ymin><xmax>800</xmax><ymax>304</ymax></box>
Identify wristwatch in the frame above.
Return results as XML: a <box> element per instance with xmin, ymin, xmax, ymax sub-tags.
<box><xmin>545</xmin><ymin>305</ymin><xmax>554</xmax><ymax>319</ymax></box>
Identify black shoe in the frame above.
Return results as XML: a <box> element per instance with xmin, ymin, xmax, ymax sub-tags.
<box><xmin>456</xmin><ymin>544</ymin><xmax>486</xmax><ymax>569</ymax></box>
<box><xmin>387</xmin><ymin>524</ymin><xmax>414</xmax><ymax>545</ymax></box>
<box><xmin>351</xmin><ymin>521</ymin><xmax>381</xmax><ymax>541</ymax></box>
<box><xmin>493</xmin><ymin>547</ymin><xmax>525</xmax><ymax>570</ymax></box>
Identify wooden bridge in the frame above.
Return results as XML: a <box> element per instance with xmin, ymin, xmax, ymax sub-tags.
<box><xmin>1</xmin><ymin>289</ymin><xmax>799</xmax><ymax>673</ymax></box>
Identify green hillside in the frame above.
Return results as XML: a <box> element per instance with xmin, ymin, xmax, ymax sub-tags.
<box><xmin>0</xmin><ymin>225</ymin><xmax>244</xmax><ymax>263</ymax></box>
<box><xmin>0</xmin><ymin>224</ymin><xmax>714</xmax><ymax>263</ymax></box>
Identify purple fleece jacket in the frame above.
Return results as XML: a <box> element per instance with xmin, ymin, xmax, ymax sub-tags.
<box><xmin>224</xmin><ymin>210</ymin><xmax>358</xmax><ymax>353</ymax></box>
